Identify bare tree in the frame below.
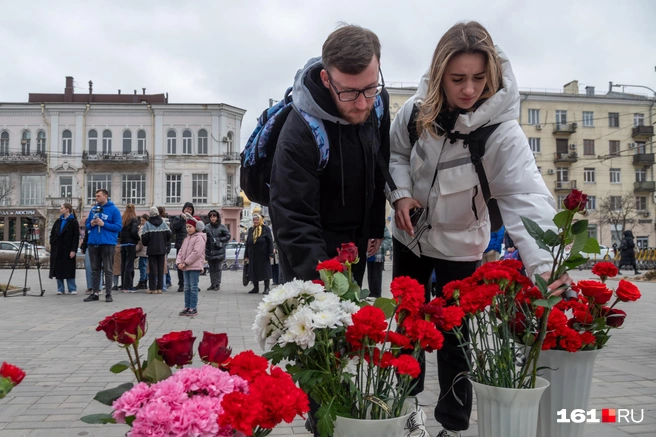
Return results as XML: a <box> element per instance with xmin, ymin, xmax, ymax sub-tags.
<box><xmin>0</xmin><ymin>178</ymin><xmax>13</xmax><ymax>206</ymax></box>
<box><xmin>598</xmin><ymin>193</ymin><xmax>640</xmax><ymax>242</ymax></box>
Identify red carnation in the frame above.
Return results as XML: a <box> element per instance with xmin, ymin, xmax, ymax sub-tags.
<box><xmin>219</xmin><ymin>392</ymin><xmax>260</xmax><ymax>435</ymax></box>
<box><xmin>591</xmin><ymin>262</ymin><xmax>619</xmax><ymax>280</ymax></box>
<box><xmin>615</xmin><ymin>279</ymin><xmax>641</xmax><ymax>302</ymax></box>
<box><xmin>0</xmin><ymin>362</ymin><xmax>26</xmax><ymax>385</ymax></box>
<box><xmin>346</xmin><ymin>306</ymin><xmax>388</xmax><ymax>348</ymax></box>
<box><xmin>227</xmin><ymin>350</ymin><xmax>269</xmax><ymax>383</ymax></box>
<box><xmin>156</xmin><ymin>330</ymin><xmax>196</xmax><ymax>367</ymax></box>
<box><xmin>392</xmin><ymin>355</ymin><xmax>421</xmax><ymax>378</ymax></box>
<box><xmin>198</xmin><ymin>332</ymin><xmax>232</xmax><ymax>366</ymax></box>
<box><xmin>386</xmin><ymin>332</ymin><xmax>413</xmax><ymax>349</ymax></box>
<box><xmin>563</xmin><ymin>189</ymin><xmax>588</xmax><ymax>212</ymax></box>
<box><xmin>580</xmin><ymin>331</ymin><xmax>597</xmax><ymax>347</ymax></box>
<box><xmin>558</xmin><ymin>329</ymin><xmax>584</xmax><ymax>352</ymax></box>
<box><xmin>311</xmin><ymin>279</ymin><xmax>325</xmax><ymax>286</ymax></box>
<box><xmin>336</xmin><ymin>242</ymin><xmax>359</xmax><ymax>263</ymax></box>
<box><xmin>316</xmin><ymin>258</ymin><xmax>345</xmax><ymax>273</ymax></box>
<box><xmin>96</xmin><ymin>307</ymin><xmax>147</xmax><ymax>345</ymax></box>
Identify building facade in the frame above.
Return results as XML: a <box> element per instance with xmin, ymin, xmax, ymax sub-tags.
<box><xmin>0</xmin><ymin>77</ymin><xmax>246</xmax><ymax>245</ymax></box>
<box><xmin>387</xmin><ymin>80</ymin><xmax>655</xmax><ymax>248</ymax></box>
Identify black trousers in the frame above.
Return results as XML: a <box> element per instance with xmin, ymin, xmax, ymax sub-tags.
<box><xmin>208</xmin><ymin>259</ymin><xmax>223</xmax><ymax>287</ymax></box>
<box><xmin>366</xmin><ymin>260</ymin><xmax>384</xmax><ymax>298</ymax></box>
<box><xmin>148</xmin><ymin>254</ymin><xmax>165</xmax><ymax>291</ymax></box>
<box><xmin>392</xmin><ymin>238</ymin><xmax>479</xmax><ymax>432</ymax></box>
<box><xmin>89</xmin><ymin>244</ymin><xmax>115</xmax><ymax>297</ymax></box>
<box><xmin>120</xmin><ymin>245</ymin><xmax>136</xmax><ymax>290</ymax></box>
<box><xmin>177</xmin><ymin>266</ymin><xmax>184</xmax><ymax>287</ymax></box>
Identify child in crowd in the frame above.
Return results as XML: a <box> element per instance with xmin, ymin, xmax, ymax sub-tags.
<box><xmin>176</xmin><ymin>215</ymin><xmax>206</xmax><ymax>316</ymax></box>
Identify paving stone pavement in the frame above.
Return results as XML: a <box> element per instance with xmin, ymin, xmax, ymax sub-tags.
<box><xmin>0</xmin><ymin>264</ymin><xmax>654</xmax><ymax>437</ymax></box>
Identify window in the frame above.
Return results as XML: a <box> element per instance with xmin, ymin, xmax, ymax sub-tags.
<box><xmin>88</xmin><ymin>129</ymin><xmax>98</xmax><ymax>154</ymax></box>
<box><xmin>556</xmin><ymin>167</ymin><xmax>569</xmax><ymax>182</ymax></box>
<box><xmin>582</xmin><ymin>111</ymin><xmax>594</xmax><ymax>127</ymax></box>
<box><xmin>0</xmin><ymin>131</ymin><xmax>8</xmax><ymax>155</ymax></box>
<box><xmin>610</xmin><ymin>168</ymin><xmax>621</xmax><ymax>183</ymax></box>
<box><xmin>635</xmin><ymin>196</ymin><xmax>647</xmax><ymax>211</ymax></box>
<box><xmin>137</xmin><ymin>130</ymin><xmax>146</xmax><ymax>154</ymax></box>
<box><xmin>557</xmin><ymin>195</ymin><xmax>566</xmax><ymax>210</ymax></box>
<box><xmin>167</xmin><ymin>130</ymin><xmax>176</xmax><ymax>154</ymax></box>
<box><xmin>636</xmin><ymin>168</ymin><xmax>647</xmax><ymax>182</ymax></box>
<box><xmin>37</xmin><ymin>130</ymin><xmax>46</xmax><ymax>154</ymax></box>
<box><xmin>636</xmin><ymin>141</ymin><xmax>646</xmax><ymax>154</ymax></box>
<box><xmin>60</xmin><ymin>176</ymin><xmax>73</xmax><ymax>198</ymax></box>
<box><xmin>583</xmin><ymin>168</ymin><xmax>595</xmax><ymax>183</ymax></box>
<box><xmin>583</xmin><ymin>139</ymin><xmax>594</xmax><ymax>156</ymax></box>
<box><xmin>555</xmin><ymin>110</ymin><xmax>567</xmax><ymax>125</ymax></box>
<box><xmin>182</xmin><ymin>130</ymin><xmax>193</xmax><ymax>155</ymax></box>
<box><xmin>587</xmin><ymin>224</ymin><xmax>598</xmax><ymax>240</ymax></box>
<box><xmin>166</xmin><ymin>174</ymin><xmax>182</xmax><ymax>204</ymax></box>
<box><xmin>634</xmin><ymin>113</ymin><xmax>644</xmax><ymax>127</ymax></box>
<box><xmin>192</xmin><ymin>174</ymin><xmax>208</xmax><ymax>204</ymax></box>
<box><xmin>586</xmin><ymin>195</ymin><xmax>596</xmax><ymax>211</ymax></box>
<box><xmin>122</xmin><ymin>130</ymin><xmax>132</xmax><ymax>154</ymax></box>
<box><xmin>0</xmin><ymin>175</ymin><xmax>10</xmax><ymax>206</ymax></box>
<box><xmin>609</xmin><ymin>140</ymin><xmax>620</xmax><ymax>156</ymax></box>
<box><xmin>198</xmin><ymin>129</ymin><xmax>208</xmax><ymax>155</ymax></box>
<box><xmin>226</xmin><ymin>131</ymin><xmax>234</xmax><ymax>154</ymax></box>
<box><xmin>608</xmin><ymin>112</ymin><xmax>619</xmax><ymax>128</ymax></box>
<box><xmin>102</xmin><ymin>129</ymin><xmax>112</xmax><ymax>154</ymax></box>
<box><xmin>87</xmin><ymin>174</ymin><xmax>111</xmax><ymax>204</ymax></box>
<box><xmin>21</xmin><ymin>130</ymin><xmax>31</xmax><ymax>155</ymax></box>
<box><xmin>62</xmin><ymin>129</ymin><xmax>72</xmax><ymax>155</ymax></box>
<box><xmin>610</xmin><ymin>196</ymin><xmax>622</xmax><ymax>211</ymax></box>
<box><xmin>226</xmin><ymin>174</ymin><xmax>233</xmax><ymax>200</ymax></box>
<box><xmin>528</xmin><ymin>109</ymin><xmax>540</xmax><ymax>125</ymax></box>
<box><xmin>20</xmin><ymin>175</ymin><xmax>45</xmax><ymax>206</ymax></box>
<box><xmin>636</xmin><ymin>236</ymin><xmax>649</xmax><ymax>250</ymax></box>
<box><xmin>528</xmin><ymin>138</ymin><xmax>540</xmax><ymax>153</ymax></box>
<box><xmin>122</xmin><ymin>174</ymin><xmax>146</xmax><ymax>205</ymax></box>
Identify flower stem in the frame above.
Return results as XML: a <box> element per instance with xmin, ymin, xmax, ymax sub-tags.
<box><xmin>132</xmin><ymin>342</ymin><xmax>144</xmax><ymax>382</ymax></box>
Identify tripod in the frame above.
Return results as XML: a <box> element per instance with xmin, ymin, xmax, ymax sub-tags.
<box><xmin>3</xmin><ymin>226</ymin><xmax>45</xmax><ymax>297</ymax></box>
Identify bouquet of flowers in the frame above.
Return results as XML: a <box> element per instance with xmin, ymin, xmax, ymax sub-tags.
<box><xmin>0</xmin><ymin>361</ymin><xmax>26</xmax><ymax>399</ymax></box>
<box><xmin>82</xmin><ymin>308</ymin><xmax>308</xmax><ymax>437</ymax></box>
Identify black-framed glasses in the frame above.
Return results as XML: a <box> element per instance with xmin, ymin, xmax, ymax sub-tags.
<box><xmin>327</xmin><ymin>69</ymin><xmax>385</xmax><ymax>102</ymax></box>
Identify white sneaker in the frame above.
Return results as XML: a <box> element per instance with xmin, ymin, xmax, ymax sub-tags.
<box><xmin>56</xmin><ymin>291</ymin><xmax>63</xmax><ymax>295</ymax></box>
<box><xmin>436</xmin><ymin>429</ymin><xmax>460</xmax><ymax>437</ymax></box>
<box><xmin>69</xmin><ymin>291</ymin><xmax>77</xmax><ymax>295</ymax></box>
<box><xmin>406</xmin><ymin>408</ymin><xmax>430</xmax><ymax>437</ymax></box>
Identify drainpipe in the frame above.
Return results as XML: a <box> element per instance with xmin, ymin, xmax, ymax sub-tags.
<box><xmin>147</xmin><ymin>104</ymin><xmax>155</xmax><ymax>205</ymax></box>
<box><xmin>41</xmin><ymin>103</ymin><xmax>52</xmax><ymax>238</ymax></box>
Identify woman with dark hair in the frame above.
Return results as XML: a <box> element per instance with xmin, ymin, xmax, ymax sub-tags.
<box><xmin>619</xmin><ymin>230</ymin><xmax>641</xmax><ymax>274</ymax></box>
<box><xmin>244</xmin><ymin>214</ymin><xmax>273</xmax><ymax>294</ymax></box>
<box><xmin>204</xmin><ymin>210</ymin><xmax>230</xmax><ymax>291</ymax></box>
<box><xmin>49</xmin><ymin>203</ymin><xmax>80</xmax><ymax>295</ymax></box>
<box><xmin>119</xmin><ymin>203</ymin><xmax>140</xmax><ymax>292</ymax></box>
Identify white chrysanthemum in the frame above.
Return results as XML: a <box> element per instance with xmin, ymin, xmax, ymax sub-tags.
<box><xmin>339</xmin><ymin>301</ymin><xmax>361</xmax><ymax>326</ymax></box>
<box><xmin>281</xmin><ymin>307</ymin><xmax>316</xmax><ymax>349</ymax></box>
<box><xmin>252</xmin><ymin>311</ymin><xmax>271</xmax><ymax>343</ymax></box>
<box><xmin>343</xmin><ymin>356</ymin><xmax>360</xmax><ymax>376</ymax></box>
<box><xmin>297</xmin><ymin>279</ymin><xmax>325</xmax><ymax>296</ymax></box>
<box><xmin>309</xmin><ymin>291</ymin><xmax>341</xmax><ymax>311</ymax></box>
<box><xmin>263</xmin><ymin>281</ymin><xmax>304</xmax><ymax>307</ymax></box>
<box><xmin>312</xmin><ymin>309</ymin><xmax>343</xmax><ymax>329</ymax></box>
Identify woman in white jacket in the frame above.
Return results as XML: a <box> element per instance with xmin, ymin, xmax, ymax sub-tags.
<box><xmin>388</xmin><ymin>21</ymin><xmax>571</xmax><ymax>437</ymax></box>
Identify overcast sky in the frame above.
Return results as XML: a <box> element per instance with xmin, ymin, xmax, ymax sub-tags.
<box><xmin>1</xmin><ymin>0</ymin><xmax>654</xmax><ymax>142</ymax></box>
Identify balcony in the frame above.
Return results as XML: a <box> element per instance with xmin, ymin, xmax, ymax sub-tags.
<box><xmin>632</xmin><ymin>125</ymin><xmax>654</xmax><ymax>139</ymax></box>
<box><xmin>1</xmin><ymin>152</ymin><xmax>47</xmax><ymax>166</ymax></box>
<box><xmin>553</xmin><ymin>151</ymin><xmax>578</xmax><ymax>163</ymax></box>
<box><xmin>633</xmin><ymin>153</ymin><xmax>655</xmax><ymax>166</ymax></box>
<box><xmin>82</xmin><ymin>151</ymin><xmax>149</xmax><ymax>165</ymax></box>
<box><xmin>553</xmin><ymin>123</ymin><xmax>578</xmax><ymax>135</ymax></box>
<box><xmin>634</xmin><ymin>181</ymin><xmax>656</xmax><ymax>192</ymax></box>
<box><xmin>554</xmin><ymin>180</ymin><xmax>577</xmax><ymax>192</ymax></box>
<box><xmin>221</xmin><ymin>152</ymin><xmax>241</xmax><ymax>164</ymax></box>
<box><xmin>223</xmin><ymin>196</ymin><xmax>243</xmax><ymax>208</ymax></box>
<box><xmin>47</xmin><ymin>197</ymin><xmax>81</xmax><ymax>209</ymax></box>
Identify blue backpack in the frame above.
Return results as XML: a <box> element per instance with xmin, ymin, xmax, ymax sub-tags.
<box><xmin>240</xmin><ymin>87</ymin><xmax>385</xmax><ymax>206</ymax></box>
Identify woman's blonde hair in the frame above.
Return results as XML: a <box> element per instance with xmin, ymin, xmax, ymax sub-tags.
<box><xmin>417</xmin><ymin>21</ymin><xmax>503</xmax><ymax>138</ymax></box>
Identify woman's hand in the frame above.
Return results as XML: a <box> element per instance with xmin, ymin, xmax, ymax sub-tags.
<box><xmin>69</xmin><ymin>251</ymin><xmax>75</xmax><ymax>259</ymax></box>
<box><xmin>541</xmin><ymin>271</ymin><xmax>573</xmax><ymax>296</ymax></box>
<box><xmin>393</xmin><ymin>197</ymin><xmax>423</xmax><ymax>236</ymax></box>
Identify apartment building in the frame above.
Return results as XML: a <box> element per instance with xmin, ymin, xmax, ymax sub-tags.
<box><xmin>386</xmin><ymin>80</ymin><xmax>655</xmax><ymax>247</ymax></box>
<box><xmin>0</xmin><ymin>77</ymin><xmax>246</xmax><ymax>244</ymax></box>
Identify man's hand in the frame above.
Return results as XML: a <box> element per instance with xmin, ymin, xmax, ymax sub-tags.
<box><xmin>367</xmin><ymin>239</ymin><xmax>382</xmax><ymax>257</ymax></box>
<box><xmin>96</xmin><ymin>218</ymin><xmax>105</xmax><ymax>227</ymax></box>
<box><xmin>540</xmin><ymin>271</ymin><xmax>573</xmax><ymax>296</ymax></box>
<box><xmin>393</xmin><ymin>197</ymin><xmax>423</xmax><ymax>236</ymax></box>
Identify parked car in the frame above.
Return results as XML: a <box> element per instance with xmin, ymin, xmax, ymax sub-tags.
<box><xmin>581</xmin><ymin>245</ymin><xmax>612</xmax><ymax>261</ymax></box>
<box><xmin>0</xmin><ymin>241</ymin><xmax>50</xmax><ymax>266</ymax></box>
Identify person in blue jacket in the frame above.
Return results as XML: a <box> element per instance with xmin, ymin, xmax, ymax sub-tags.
<box><xmin>482</xmin><ymin>225</ymin><xmax>505</xmax><ymax>264</ymax></box>
<box><xmin>83</xmin><ymin>189</ymin><xmax>122</xmax><ymax>303</ymax></box>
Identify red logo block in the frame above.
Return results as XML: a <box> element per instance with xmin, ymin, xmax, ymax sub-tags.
<box><xmin>602</xmin><ymin>409</ymin><xmax>616</xmax><ymax>423</ymax></box>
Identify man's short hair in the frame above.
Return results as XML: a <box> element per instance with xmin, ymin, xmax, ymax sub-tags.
<box><xmin>322</xmin><ymin>24</ymin><xmax>381</xmax><ymax>75</ymax></box>
<box><xmin>95</xmin><ymin>188</ymin><xmax>109</xmax><ymax>196</ymax></box>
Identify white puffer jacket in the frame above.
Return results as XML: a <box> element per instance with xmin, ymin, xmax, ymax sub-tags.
<box><xmin>388</xmin><ymin>47</ymin><xmax>557</xmax><ymax>279</ymax></box>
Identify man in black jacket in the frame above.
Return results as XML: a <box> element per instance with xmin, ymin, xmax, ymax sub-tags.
<box><xmin>269</xmin><ymin>24</ymin><xmax>390</xmax><ymax>285</ymax></box>
<box><xmin>170</xmin><ymin>202</ymin><xmax>194</xmax><ymax>292</ymax></box>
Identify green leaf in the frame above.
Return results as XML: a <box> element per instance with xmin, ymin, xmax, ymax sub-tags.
<box><xmin>125</xmin><ymin>415</ymin><xmax>136</xmax><ymax>426</ymax></box>
<box><xmin>563</xmin><ymin>257</ymin><xmax>589</xmax><ymax>270</ymax></box>
<box><xmin>358</xmin><ymin>286</ymin><xmax>370</xmax><ymax>300</ymax></box>
<box><xmin>317</xmin><ymin>401</ymin><xmax>338</xmax><ymax>437</ymax></box>
<box><xmin>319</xmin><ymin>269</ymin><xmax>334</xmax><ymax>289</ymax></box>
<box><xmin>146</xmin><ymin>339</ymin><xmax>160</xmax><ymax>367</ymax></box>
<box><xmin>534</xmin><ymin>274</ymin><xmax>549</xmax><ymax>295</ymax></box>
<box><xmin>109</xmin><ymin>361</ymin><xmax>131</xmax><ymax>374</ymax></box>
<box><xmin>521</xmin><ymin>216</ymin><xmax>544</xmax><ymax>241</ymax></box>
<box><xmin>143</xmin><ymin>358</ymin><xmax>172</xmax><ymax>383</ymax></box>
<box><xmin>571</xmin><ymin>220</ymin><xmax>588</xmax><ymax>235</ymax></box>
<box><xmin>553</xmin><ymin>210</ymin><xmax>569</xmax><ymax>229</ymax></box>
<box><xmin>80</xmin><ymin>413</ymin><xmax>117</xmax><ymax>424</ymax></box>
<box><xmin>547</xmin><ymin>295</ymin><xmax>563</xmax><ymax>307</ymax></box>
<box><xmin>535</xmin><ymin>238</ymin><xmax>551</xmax><ymax>253</ymax></box>
<box><xmin>582</xmin><ymin>238</ymin><xmax>601</xmax><ymax>254</ymax></box>
<box><xmin>373</xmin><ymin>297</ymin><xmax>396</xmax><ymax>319</ymax></box>
<box><xmin>93</xmin><ymin>383</ymin><xmax>134</xmax><ymax>406</ymax></box>
<box><xmin>331</xmin><ymin>272</ymin><xmax>349</xmax><ymax>296</ymax></box>
<box><xmin>542</xmin><ymin>230</ymin><xmax>560</xmax><ymax>246</ymax></box>
<box><xmin>533</xmin><ymin>299</ymin><xmax>550</xmax><ymax>308</ymax></box>
<box><xmin>569</xmin><ymin>233</ymin><xmax>588</xmax><ymax>257</ymax></box>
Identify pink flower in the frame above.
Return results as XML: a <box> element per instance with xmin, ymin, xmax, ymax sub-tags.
<box><xmin>112</xmin><ymin>382</ymin><xmax>152</xmax><ymax>423</ymax></box>
<box><xmin>170</xmin><ymin>396</ymin><xmax>223</xmax><ymax>437</ymax></box>
<box><xmin>128</xmin><ymin>399</ymin><xmax>173</xmax><ymax>436</ymax></box>
<box><xmin>151</xmin><ymin>379</ymin><xmax>188</xmax><ymax>407</ymax></box>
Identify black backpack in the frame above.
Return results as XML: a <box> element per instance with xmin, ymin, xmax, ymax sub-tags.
<box><xmin>404</xmin><ymin>104</ymin><xmax>503</xmax><ymax>232</ymax></box>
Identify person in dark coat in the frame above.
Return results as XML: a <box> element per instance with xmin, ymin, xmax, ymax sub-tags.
<box><xmin>49</xmin><ymin>203</ymin><xmax>80</xmax><ymax>295</ymax></box>
<box><xmin>244</xmin><ymin>214</ymin><xmax>273</xmax><ymax>294</ymax></box>
<box><xmin>141</xmin><ymin>206</ymin><xmax>172</xmax><ymax>294</ymax></box>
<box><xmin>170</xmin><ymin>202</ymin><xmax>194</xmax><ymax>292</ymax></box>
<box><xmin>119</xmin><ymin>204</ymin><xmax>140</xmax><ymax>292</ymax></box>
<box><xmin>204</xmin><ymin>210</ymin><xmax>231</xmax><ymax>291</ymax></box>
<box><xmin>619</xmin><ymin>230</ymin><xmax>641</xmax><ymax>274</ymax></box>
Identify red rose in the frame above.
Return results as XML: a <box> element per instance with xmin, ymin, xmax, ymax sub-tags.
<box><xmin>391</xmin><ymin>355</ymin><xmax>421</xmax><ymax>378</ymax></box>
<box><xmin>316</xmin><ymin>258</ymin><xmax>345</xmax><ymax>273</ymax></box>
<box><xmin>563</xmin><ymin>189</ymin><xmax>588</xmax><ymax>212</ymax></box>
<box><xmin>96</xmin><ymin>307</ymin><xmax>147</xmax><ymax>345</ymax></box>
<box><xmin>591</xmin><ymin>262</ymin><xmax>619</xmax><ymax>279</ymax></box>
<box><xmin>0</xmin><ymin>362</ymin><xmax>26</xmax><ymax>385</ymax></box>
<box><xmin>198</xmin><ymin>332</ymin><xmax>232</xmax><ymax>366</ymax></box>
<box><xmin>577</xmin><ymin>280</ymin><xmax>611</xmax><ymax>304</ymax></box>
<box><xmin>336</xmin><ymin>242</ymin><xmax>358</xmax><ymax>263</ymax></box>
<box><xmin>615</xmin><ymin>279</ymin><xmax>641</xmax><ymax>302</ymax></box>
<box><xmin>602</xmin><ymin>307</ymin><xmax>627</xmax><ymax>328</ymax></box>
<box><xmin>156</xmin><ymin>330</ymin><xmax>196</xmax><ymax>367</ymax></box>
